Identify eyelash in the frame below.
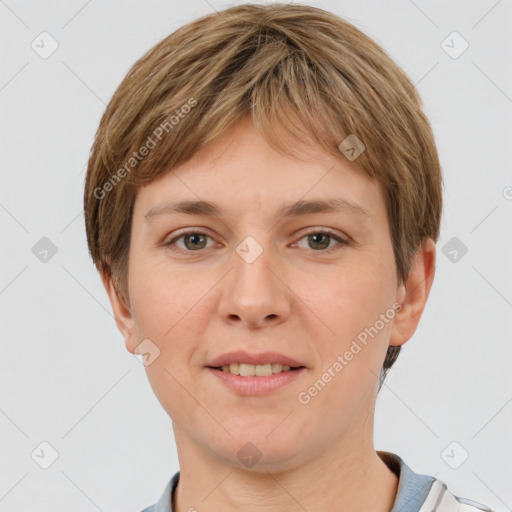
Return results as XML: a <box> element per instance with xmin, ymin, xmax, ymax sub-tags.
<box><xmin>164</xmin><ymin>228</ymin><xmax>350</xmax><ymax>254</ymax></box>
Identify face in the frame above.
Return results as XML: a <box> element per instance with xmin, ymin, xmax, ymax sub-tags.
<box><xmin>104</xmin><ymin>115</ymin><xmax>434</xmax><ymax>472</ymax></box>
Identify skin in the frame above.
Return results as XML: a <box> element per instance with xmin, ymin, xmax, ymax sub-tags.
<box><xmin>102</xmin><ymin>115</ymin><xmax>436</xmax><ymax>512</ymax></box>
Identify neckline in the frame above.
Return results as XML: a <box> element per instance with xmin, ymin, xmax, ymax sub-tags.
<box><xmin>162</xmin><ymin>451</ymin><xmax>435</xmax><ymax>512</ymax></box>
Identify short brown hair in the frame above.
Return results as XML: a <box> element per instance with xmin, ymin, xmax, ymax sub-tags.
<box><xmin>84</xmin><ymin>3</ymin><xmax>443</xmax><ymax>382</ymax></box>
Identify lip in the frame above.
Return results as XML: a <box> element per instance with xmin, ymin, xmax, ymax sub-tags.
<box><xmin>206</xmin><ymin>366</ymin><xmax>307</xmax><ymax>395</ymax></box>
<box><xmin>206</xmin><ymin>350</ymin><xmax>307</xmax><ymax>368</ymax></box>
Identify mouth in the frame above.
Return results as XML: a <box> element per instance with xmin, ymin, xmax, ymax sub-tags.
<box><xmin>207</xmin><ymin>363</ymin><xmax>306</xmax><ymax>377</ymax></box>
<box><xmin>205</xmin><ymin>364</ymin><xmax>307</xmax><ymax>395</ymax></box>
<box><xmin>206</xmin><ymin>350</ymin><xmax>307</xmax><ymax>373</ymax></box>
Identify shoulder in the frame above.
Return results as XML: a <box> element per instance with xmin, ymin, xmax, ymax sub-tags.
<box><xmin>420</xmin><ymin>478</ymin><xmax>497</xmax><ymax>512</ymax></box>
<box><xmin>378</xmin><ymin>451</ymin><xmax>497</xmax><ymax>512</ymax></box>
<box><xmin>138</xmin><ymin>471</ymin><xmax>180</xmax><ymax>512</ymax></box>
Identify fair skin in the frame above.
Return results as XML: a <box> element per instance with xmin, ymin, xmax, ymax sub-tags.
<box><xmin>102</xmin><ymin>115</ymin><xmax>436</xmax><ymax>512</ymax></box>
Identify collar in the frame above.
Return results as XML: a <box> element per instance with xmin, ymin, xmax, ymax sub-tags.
<box><xmin>377</xmin><ymin>451</ymin><xmax>436</xmax><ymax>512</ymax></box>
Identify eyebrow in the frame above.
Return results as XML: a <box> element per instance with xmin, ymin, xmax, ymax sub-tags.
<box><xmin>144</xmin><ymin>197</ymin><xmax>370</xmax><ymax>222</ymax></box>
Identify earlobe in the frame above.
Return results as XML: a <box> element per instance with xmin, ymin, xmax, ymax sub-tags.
<box><xmin>389</xmin><ymin>238</ymin><xmax>436</xmax><ymax>347</ymax></box>
<box><xmin>100</xmin><ymin>271</ymin><xmax>138</xmax><ymax>354</ymax></box>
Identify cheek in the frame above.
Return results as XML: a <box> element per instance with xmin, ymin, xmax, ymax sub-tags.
<box><xmin>128</xmin><ymin>258</ymin><xmax>217</xmax><ymax>381</ymax></box>
<box><xmin>129</xmin><ymin>253</ymin><xmax>202</xmax><ymax>335</ymax></box>
<box><xmin>303</xmin><ymin>274</ymin><xmax>394</xmax><ymax>418</ymax></box>
<box><xmin>303</xmin><ymin>261</ymin><xmax>395</xmax><ymax>398</ymax></box>
<box><xmin>128</xmin><ymin>266</ymin><xmax>209</xmax><ymax>416</ymax></box>
<box><xmin>302</xmin><ymin>262</ymin><xmax>391</xmax><ymax>339</ymax></box>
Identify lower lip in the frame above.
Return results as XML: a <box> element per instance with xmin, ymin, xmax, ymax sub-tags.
<box><xmin>206</xmin><ymin>367</ymin><xmax>306</xmax><ymax>395</ymax></box>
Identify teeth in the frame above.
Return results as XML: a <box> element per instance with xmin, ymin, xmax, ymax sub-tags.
<box><xmin>219</xmin><ymin>363</ymin><xmax>294</xmax><ymax>376</ymax></box>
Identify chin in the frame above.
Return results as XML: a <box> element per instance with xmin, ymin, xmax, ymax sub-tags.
<box><xmin>211</xmin><ymin>433</ymin><xmax>301</xmax><ymax>472</ymax></box>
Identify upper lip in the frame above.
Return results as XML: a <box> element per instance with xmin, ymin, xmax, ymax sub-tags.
<box><xmin>206</xmin><ymin>350</ymin><xmax>306</xmax><ymax>368</ymax></box>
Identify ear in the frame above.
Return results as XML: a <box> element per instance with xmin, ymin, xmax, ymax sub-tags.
<box><xmin>389</xmin><ymin>238</ymin><xmax>436</xmax><ymax>347</ymax></box>
<box><xmin>100</xmin><ymin>271</ymin><xmax>138</xmax><ymax>354</ymax></box>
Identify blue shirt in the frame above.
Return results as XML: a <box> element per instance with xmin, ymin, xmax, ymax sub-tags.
<box><xmin>140</xmin><ymin>451</ymin><xmax>495</xmax><ymax>512</ymax></box>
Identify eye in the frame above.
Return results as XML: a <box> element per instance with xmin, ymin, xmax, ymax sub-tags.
<box><xmin>164</xmin><ymin>229</ymin><xmax>350</xmax><ymax>254</ymax></box>
<box><xmin>165</xmin><ymin>231</ymin><xmax>214</xmax><ymax>252</ymax></box>
<box><xmin>294</xmin><ymin>229</ymin><xmax>349</xmax><ymax>252</ymax></box>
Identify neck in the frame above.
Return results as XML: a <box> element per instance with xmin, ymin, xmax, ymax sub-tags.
<box><xmin>171</xmin><ymin>426</ymin><xmax>399</xmax><ymax>512</ymax></box>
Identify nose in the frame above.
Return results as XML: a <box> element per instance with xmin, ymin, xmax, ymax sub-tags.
<box><xmin>216</xmin><ymin>239</ymin><xmax>292</xmax><ymax>329</ymax></box>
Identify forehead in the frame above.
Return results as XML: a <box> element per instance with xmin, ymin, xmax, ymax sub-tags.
<box><xmin>133</xmin><ymin>117</ymin><xmax>386</xmax><ymax>226</ymax></box>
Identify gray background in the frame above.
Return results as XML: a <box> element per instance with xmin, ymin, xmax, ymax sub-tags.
<box><xmin>0</xmin><ymin>0</ymin><xmax>511</xmax><ymax>511</ymax></box>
